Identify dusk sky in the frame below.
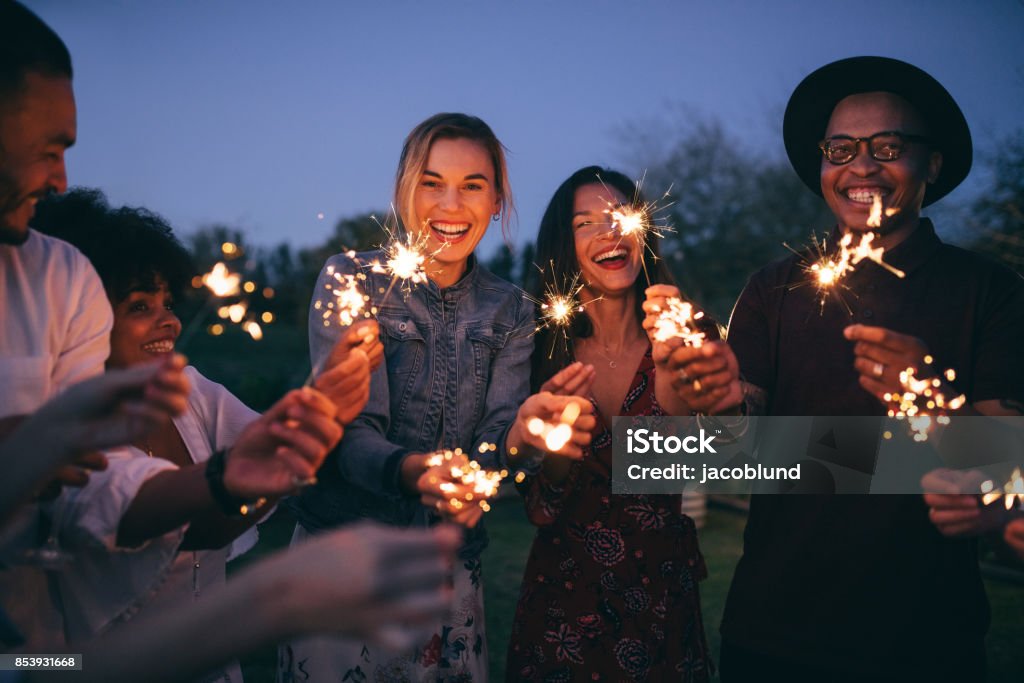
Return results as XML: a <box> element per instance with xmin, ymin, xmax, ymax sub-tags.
<box><xmin>29</xmin><ymin>0</ymin><xmax>1024</xmax><ymax>258</ymax></box>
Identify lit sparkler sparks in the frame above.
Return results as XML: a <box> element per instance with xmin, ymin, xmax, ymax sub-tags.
<box><xmin>980</xmin><ymin>468</ymin><xmax>1024</xmax><ymax>510</ymax></box>
<box><xmin>598</xmin><ymin>174</ymin><xmax>675</xmax><ymax>286</ymax></box>
<box><xmin>883</xmin><ymin>358</ymin><xmax>965</xmax><ymax>442</ymax></box>
<box><xmin>179</xmin><ymin>256</ymin><xmax>274</xmax><ymax>348</ymax></box>
<box><xmin>866</xmin><ymin>193</ymin><xmax>901</xmax><ymax>229</ymax></box>
<box><xmin>313</xmin><ymin>253</ymin><xmax>374</xmax><ymax>330</ymax></box>
<box><xmin>526</xmin><ymin>262</ymin><xmax>602</xmax><ymax>358</ymax></box>
<box><xmin>791</xmin><ymin>230</ymin><xmax>905</xmax><ymax>315</ymax></box>
<box><xmin>367</xmin><ymin>221</ymin><xmax>444</xmax><ymax>307</ymax></box>
<box><xmin>202</xmin><ymin>262</ymin><xmax>241</xmax><ymax>297</ymax></box>
<box><xmin>650</xmin><ymin>296</ymin><xmax>706</xmax><ymax>347</ymax></box>
<box><xmin>424</xmin><ymin>447</ymin><xmax>509</xmax><ymax>513</ymax></box>
<box><xmin>526</xmin><ymin>400</ymin><xmax>583</xmax><ymax>452</ymax></box>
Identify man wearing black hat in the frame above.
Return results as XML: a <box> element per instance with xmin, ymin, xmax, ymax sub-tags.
<box><xmin>720</xmin><ymin>56</ymin><xmax>1024</xmax><ymax>681</ymax></box>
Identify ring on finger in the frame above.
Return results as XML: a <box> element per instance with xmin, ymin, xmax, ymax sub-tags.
<box><xmin>692</xmin><ymin>379</ymin><xmax>703</xmax><ymax>393</ymax></box>
<box><xmin>872</xmin><ymin>361</ymin><xmax>885</xmax><ymax>378</ymax></box>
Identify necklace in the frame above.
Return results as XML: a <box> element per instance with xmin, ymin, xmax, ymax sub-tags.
<box><xmin>581</xmin><ymin>337</ymin><xmax>635</xmax><ymax>369</ymax></box>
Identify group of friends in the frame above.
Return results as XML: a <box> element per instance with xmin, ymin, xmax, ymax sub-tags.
<box><xmin>1</xmin><ymin>1</ymin><xmax>1022</xmax><ymax>682</ymax></box>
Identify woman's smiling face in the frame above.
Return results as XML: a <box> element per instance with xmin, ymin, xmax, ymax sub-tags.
<box><xmin>108</xmin><ymin>277</ymin><xmax>181</xmax><ymax>369</ymax></box>
<box><xmin>573</xmin><ymin>183</ymin><xmax>643</xmax><ymax>298</ymax></box>
<box><xmin>410</xmin><ymin>137</ymin><xmax>501</xmax><ymax>281</ymax></box>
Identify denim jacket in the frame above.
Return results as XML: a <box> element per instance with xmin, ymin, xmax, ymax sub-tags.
<box><xmin>290</xmin><ymin>250</ymin><xmax>534</xmax><ymax>557</ymax></box>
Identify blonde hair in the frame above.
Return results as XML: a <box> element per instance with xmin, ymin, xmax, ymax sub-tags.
<box><xmin>394</xmin><ymin>113</ymin><xmax>515</xmax><ymax>241</ymax></box>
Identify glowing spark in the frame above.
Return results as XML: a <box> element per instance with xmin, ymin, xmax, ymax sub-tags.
<box><xmin>201</xmin><ymin>262</ymin><xmax>241</xmax><ymax>297</ymax></box>
<box><xmin>244</xmin><ymin>321</ymin><xmax>263</xmax><ymax>340</ymax></box>
<box><xmin>598</xmin><ymin>172</ymin><xmax>676</xmax><ymax>286</ymax></box>
<box><xmin>885</xmin><ymin>356</ymin><xmax>965</xmax><ymax>441</ymax></box>
<box><xmin>423</xmin><ymin>447</ymin><xmax>508</xmax><ymax>510</ymax></box>
<box><xmin>525</xmin><ymin>401</ymin><xmax>584</xmax><ymax>453</ymax></box>
<box><xmin>866</xmin><ymin>194</ymin><xmax>883</xmax><ymax>228</ymax></box>
<box><xmin>790</xmin><ymin>230</ymin><xmax>904</xmax><ymax>315</ymax></box>
<box><xmin>317</xmin><ymin>265</ymin><xmax>371</xmax><ymax>328</ymax></box>
<box><xmin>227</xmin><ymin>303</ymin><xmax>247</xmax><ymax>324</ymax></box>
<box><xmin>651</xmin><ymin>296</ymin><xmax>706</xmax><ymax>346</ymax></box>
<box><xmin>980</xmin><ymin>468</ymin><xmax>1024</xmax><ymax>510</ymax></box>
<box><xmin>526</xmin><ymin>262</ymin><xmax>601</xmax><ymax>359</ymax></box>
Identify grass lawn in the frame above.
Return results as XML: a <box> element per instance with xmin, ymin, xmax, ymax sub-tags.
<box><xmin>239</xmin><ymin>499</ymin><xmax>1022</xmax><ymax>682</ymax></box>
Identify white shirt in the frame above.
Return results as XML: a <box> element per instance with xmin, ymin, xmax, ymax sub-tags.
<box><xmin>0</xmin><ymin>229</ymin><xmax>112</xmax><ymax>649</ymax></box>
<box><xmin>56</xmin><ymin>367</ymin><xmax>260</xmax><ymax>682</ymax></box>
<box><xmin>0</xmin><ymin>229</ymin><xmax>112</xmax><ymax>417</ymax></box>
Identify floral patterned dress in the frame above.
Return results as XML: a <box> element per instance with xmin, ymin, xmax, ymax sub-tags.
<box><xmin>506</xmin><ymin>350</ymin><xmax>710</xmax><ymax>682</ymax></box>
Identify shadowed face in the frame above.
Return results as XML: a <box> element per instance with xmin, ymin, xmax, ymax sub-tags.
<box><xmin>0</xmin><ymin>72</ymin><xmax>76</xmax><ymax>244</ymax></box>
<box><xmin>820</xmin><ymin>91</ymin><xmax>941</xmax><ymax>236</ymax></box>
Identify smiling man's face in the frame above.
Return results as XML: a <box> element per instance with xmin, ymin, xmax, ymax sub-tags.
<box><xmin>820</xmin><ymin>91</ymin><xmax>940</xmax><ymax>237</ymax></box>
<box><xmin>0</xmin><ymin>71</ymin><xmax>76</xmax><ymax>245</ymax></box>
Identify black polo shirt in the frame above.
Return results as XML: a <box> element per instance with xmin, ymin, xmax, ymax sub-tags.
<box><xmin>721</xmin><ymin>220</ymin><xmax>1024</xmax><ymax>676</ymax></box>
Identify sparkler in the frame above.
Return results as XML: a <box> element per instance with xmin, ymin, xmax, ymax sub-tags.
<box><xmin>526</xmin><ymin>262</ymin><xmax>602</xmax><ymax>359</ymax></box>
<box><xmin>599</xmin><ymin>172</ymin><xmax>675</xmax><ymax>286</ymax></box>
<box><xmin>883</xmin><ymin>357</ymin><xmax>965</xmax><ymax>442</ymax></box>
<box><xmin>525</xmin><ymin>400</ymin><xmax>583</xmax><ymax>452</ymax></box>
<box><xmin>424</xmin><ymin>447</ymin><xmax>509</xmax><ymax>514</ymax></box>
<box><xmin>303</xmin><ymin>250</ymin><xmax>381</xmax><ymax>389</ymax></box>
<box><xmin>650</xmin><ymin>296</ymin><xmax>707</xmax><ymax>347</ymax></box>
<box><xmin>367</xmin><ymin>219</ymin><xmax>444</xmax><ymax>308</ymax></box>
<box><xmin>789</xmin><ymin>194</ymin><xmax>906</xmax><ymax>315</ymax></box>
<box><xmin>980</xmin><ymin>468</ymin><xmax>1024</xmax><ymax>510</ymax></box>
<box><xmin>178</xmin><ymin>258</ymin><xmax>249</xmax><ymax>349</ymax></box>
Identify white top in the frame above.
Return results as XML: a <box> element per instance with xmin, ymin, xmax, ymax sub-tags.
<box><xmin>56</xmin><ymin>367</ymin><xmax>260</xmax><ymax>682</ymax></box>
<box><xmin>0</xmin><ymin>229</ymin><xmax>112</xmax><ymax>418</ymax></box>
<box><xmin>0</xmin><ymin>229</ymin><xmax>112</xmax><ymax>649</ymax></box>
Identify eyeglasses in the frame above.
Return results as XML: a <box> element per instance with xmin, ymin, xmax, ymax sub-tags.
<box><xmin>818</xmin><ymin>131</ymin><xmax>930</xmax><ymax>165</ymax></box>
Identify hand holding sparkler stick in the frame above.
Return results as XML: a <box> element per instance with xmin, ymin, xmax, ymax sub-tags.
<box><xmin>415</xmin><ymin>448</ymin><xmax>509</xmax><ymax>528</ymax></box>
<box><xmin>307</xmin><ymin>320</ymin><xmax>382</xmax><ymax>422</ymax></box>
<box><xmin>844</xmin><ymin>325</ymin><xmax>962</xmax><ymax>407</ymax></box>
<box><xmin>222</xmin><ymin>387</ymin><xmax>343</xmax><ymax>500</ymax></box>
<box><xmin>921</xmin><ymin>468</ymin><xmax>1008</xmax><ymax>538</ymax></box>
<box><xmin>510</xmin><ymin>393</ymin><xmax>596</xmax><ymax>460</ymax></box>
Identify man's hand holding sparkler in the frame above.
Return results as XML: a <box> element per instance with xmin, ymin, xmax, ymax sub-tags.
<box><xmin>845</xmin><ymin>324</ymin><xmax>951</xmax><ymax>403</ymax></box>
<box><xmin>223</xmin><ymin>388</ymin><xmax>342</xmax><ymax>500</ymax></box>
<box><xmin>921</xmin><ymin>468</ymin><xmax>1005</xmax><ymax>538</ymax></box>
<box><xmin>314</xmin><ymin>319</ymin><xmax>382</xmax><ymax>424</ymax></box>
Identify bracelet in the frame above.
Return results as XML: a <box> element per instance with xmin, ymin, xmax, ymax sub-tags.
<box><xmin>695</xmin><ymin>413</ymin><xmax>750</xmax><ymax>443</ymax></box>
<box><xmin>205</xmin><ymin>449</ymin><xmax>267</xmax><ymax>518</ymax></box>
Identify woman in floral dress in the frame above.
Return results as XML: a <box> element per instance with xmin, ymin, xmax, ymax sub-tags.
<box><xmin>507</xmin><ymin>166</ymin><xmax>743</xmax><ymax>682</ymax></box>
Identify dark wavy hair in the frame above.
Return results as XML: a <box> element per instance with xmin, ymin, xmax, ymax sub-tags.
<box><xmin>530</xmin><ymin>166</ymin><xmax>677</xmax><ymax>391</ymax></box>
<box><xmin>31</xmin><ymin>187</ymin><xmax>194</xmax><ymax>303</ymax></box>
<box><xmin>0</xmin><ymin>0</ymin><xmax>72</xmax><ymax>104</ymax></box>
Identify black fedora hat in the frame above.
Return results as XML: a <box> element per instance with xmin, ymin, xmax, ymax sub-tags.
<box><xmin>783</xmin><ymin>56</ymin><xmax>972</xmax><ymax>207</ymax></box>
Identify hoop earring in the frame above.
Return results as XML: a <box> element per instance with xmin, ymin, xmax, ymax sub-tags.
<box><xmin>492</xmin><ymin>213</ymin><xmax>501</xmax><ymax>222</ymax></box>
